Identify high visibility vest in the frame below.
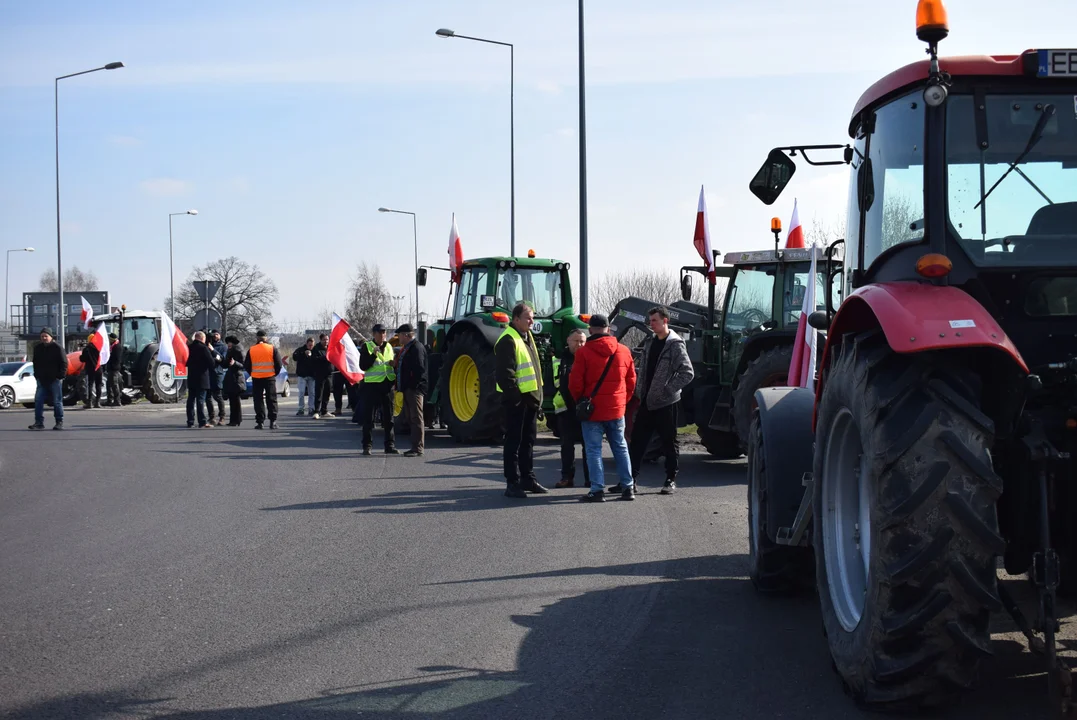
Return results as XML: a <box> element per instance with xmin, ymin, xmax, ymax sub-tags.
<box><xmin>495</xmin><ymin>326</ymin><xmax>538</xmax><ymax>394</ymax></box>
<box><xmin>363</xmin><ymin>341</ymin><xmax>396</xmax><ymax>384</ymax></box>
<box><xmin>249</xmin><ymin>342</ymin><xmax>276</xmax><ymax>379</ymax></box>
<box><xmin>551</xmin><ymin>356</ymin><xmax>567</xmax><ymax>413</ymax></box>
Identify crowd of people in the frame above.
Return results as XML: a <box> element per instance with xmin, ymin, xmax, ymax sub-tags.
<box><xmin>498</xmin><ymin>302</ymin><xmax>694</xmax><ymax>502</ymax></box>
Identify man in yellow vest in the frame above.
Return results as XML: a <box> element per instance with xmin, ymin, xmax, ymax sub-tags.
<box><xmin>495</xmin><ymin>301</ymin><xmax>548</xmax><ymax>498</ymax></box>
<box><xmin>243</xmin><ymin>329</ymin><xmax>283</xmax><ymax>430</ymax></box>
<box><xmin>358</xmin><ymin>322</ymin><xmax>398</xmax><ymax>455</ymax></box>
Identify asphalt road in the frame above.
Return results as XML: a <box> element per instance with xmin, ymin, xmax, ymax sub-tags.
<box><xmin>0</xmin><ymin>397</ymin><xmax>1072</xmax><ymax>719</ymax></box>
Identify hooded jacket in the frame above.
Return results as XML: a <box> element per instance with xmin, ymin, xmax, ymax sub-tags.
<box><xmin>633</xmin><ymin>328</ymin><xmax>694</xmax><ymax>410</ymax></box>
<box><xmin>568</xmin><ymin>334</ymin><xmax>636</xmax><ymax>423</ymax></box>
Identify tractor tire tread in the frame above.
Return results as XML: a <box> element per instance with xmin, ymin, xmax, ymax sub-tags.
<box><xmin>814</xmin><ymin>330</ymin><xmax>1001</xmax><ymax>712</ymax></box>
<box><xmin>731</xmin><ymin>344</ymin><xmax>794</xmax><ymax>451</ymax></box>
<box><xmin>439</xmin><ymin>330</ymin><xmax>503</xmax><ymax>444</ymax></box>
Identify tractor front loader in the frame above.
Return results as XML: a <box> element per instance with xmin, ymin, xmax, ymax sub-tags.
<box><xmin>744</xmin><ymin>2</ymin><xmax>1077</xmax><ymax>717</ymax></box>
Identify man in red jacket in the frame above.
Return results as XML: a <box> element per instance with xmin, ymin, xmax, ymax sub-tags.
<box><xmin>569</xmin><ymin>314</ymin><xmax>637</xmax><ymax>502</ymax></box>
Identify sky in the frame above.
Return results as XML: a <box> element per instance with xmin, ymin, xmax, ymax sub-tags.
<box><xmin>1</xmin><ymin>0</ymin><xmax>1073</xmax><ymax>331</ymax></box>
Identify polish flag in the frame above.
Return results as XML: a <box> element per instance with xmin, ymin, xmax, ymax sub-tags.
<box><xmin>328</xmin><ymin>313</ymin><xmax>364</xmax><ymax>384</ymax></box>
<box><xmin>786</xmin><ymin>198</ymin><xmax>805</xmax><ymax>249</ymax></box>
<box><xmin>448</xmin><ymin>213</ymin><xmax>464</xmax><ymax>284</ymax></box>
<box><xmin>692</xmin><ymin>185</ymin><xmax>716</xmax><ymax>283</ymax></box>
<box><xmin>89</xmin><ymin>323</ymin><xmax>110</xmax><ymax>371</ymax></box>
<box><xmin>156</xmin><ymin>313</ymin><xmax>190</xmax><ymax>379</ymax></box>
<box><xmin>787</xmin><ymin>245</ymin><xmax>818</xmax><ymax>392</ymax></box>
<box><xmin>80</xmin><ymin>296</ymin><xmax>94</xmax><ymax>329</ymax></box>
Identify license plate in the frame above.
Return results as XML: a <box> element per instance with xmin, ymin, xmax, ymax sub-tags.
<box><xmin>1038</xmin><ymin>49</ymin><xmax>1077</xmax><ymax>77</ymax></box>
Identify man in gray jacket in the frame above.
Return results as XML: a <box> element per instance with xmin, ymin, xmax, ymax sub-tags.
<box><xmin>625</xmin><ymin>306</ymin><xmax>694</xmax><ymax>494</ymax></box>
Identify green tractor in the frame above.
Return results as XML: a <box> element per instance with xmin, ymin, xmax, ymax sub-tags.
<box><xmin>418</xmin><ymin>252</ymin><xmax>588</xmax><ymax>443</ymax></box>
<box><xmin>609</xmin><ymin>239</ymin><xmax>843</xmax><ymax>457</ymax></box>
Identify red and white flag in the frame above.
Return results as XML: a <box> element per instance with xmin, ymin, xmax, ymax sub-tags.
<box><xmin>692</xmin><ymin>185</ymin><xmax>716</xmax><ymax>283</ymax></box>
<box><xmin>80</xmin><ymin>296</ymin><xmax>94</xmax><ymax>329</ymax></box>
<box><xmin>786</xmin><ymin>198</ymin><xmax>805</xmax><ymax>249</ymax></box>
<box><xmin>787</xmin><ymin>244</ymin><xmax>818</xmax><ymax>392</ymax></box>
<box><xmin>448</xmin><ymin>213</ymin><xmax>464</xmax><ymax>284</ymax></box>
<box><xmin>89</xmin><ymin>323</ymin><xmax>110</xmax><ymax>371</ymax></box>
<box><xmin>156</xmin><ymin>312</ymin><xmax>190</xmax><ymax>379</ymax></box>
<box><xmin>328</xmin><ymin>313</ymin><xmax>364</xmax><ymax>384</ymax></box>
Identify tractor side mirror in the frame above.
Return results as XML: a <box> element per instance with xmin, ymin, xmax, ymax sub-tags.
<box><xmin>808</xmin><ymin>311</ymin><xmax>830</xmax><ymax>330</ymax></box>
<box><xmin>749</xmin><ymin>149</ymin><xmax>797</xmax><ymax>205</ymax></box>
<box><xmin>680</xmin><ymin>274</ymin><xmax>693</xmax><ymax>302</ymax></box>
<box><xmin>416</xmin><ymin>268</ymin><xmax>428</xmax><ymax>287</ymax></box>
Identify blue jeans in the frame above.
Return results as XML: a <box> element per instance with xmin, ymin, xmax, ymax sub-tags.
<box><xmin>581</xmin><ymin>416</ymin><xmax>634</xmax><ymax>492</ymax></box>
<box><xmin>297</xmin><ymin>376</ymin><xmax>316</xmax><ymax>411</ymax></box>
<box><xmin>187</xmin><ymin>389</ymin><xmax>207</xmax><ymax>426</ymax></box>
<box><xmin>34</xmin><ymin>380</ymin><xmax>64</xmax><ymax>426</ymax></box>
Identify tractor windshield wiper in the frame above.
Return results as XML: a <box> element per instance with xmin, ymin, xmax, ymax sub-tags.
<box><xmin>974</xmin><ymin>103</ymin><xmax>1056</xmax><ymax>211</ymax></box>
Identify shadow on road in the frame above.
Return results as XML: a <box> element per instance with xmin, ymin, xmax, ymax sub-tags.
<box><xmin>5</xmin><ymin>553</ymin><xmax>1069</xmax><ymax>720</ymax></box>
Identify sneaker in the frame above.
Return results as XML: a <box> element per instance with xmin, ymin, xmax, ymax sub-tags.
<box><xmin>255</xmin><ymin>423</ymin><xmax>263</xmax><ymax>430</ymax></box>
<box><xmin>313</xmin><ymin>413</ymin><xmax>321</xmax><ymax>419</ymax></box>
<box><xmin>385</xmin><ymin>447</ymin><xmax>400</xmax><ymax>455</ymax></box>
<box><xmin>188</xmin><ymin>422</ymin><xmax>195</xmax><ymax>428</ymax></box>
<box><xmin>28</xmin><ymin>423</ymin><xmax>44</xmax><ymax>431</ymax></box>
<box><xmin>554</xmin><ymin>478</ymin><xmax>575</xmax><ymax>488</ymax></box>
<box><xmin>661</xmin><ymin>479</ymin><xmax>676</xmax><ymax>494</ymax></box>
<box><xmin>296</xmin><ymin>409</ymin><xmax>305</xmax><ymax>416</ymax></box>
<box><xmin>270</xmin><ymin>420</ymin><xmax>279</xmax><ymax>430</ymax></box>
<box><xmin>403</xmin><ymin>449</ymin><xmax>423</xmax><ymax>457</ymax></box>
<box><xmin>607</xmin><ymin>483</ymin><xmax>625</xmax><ymax>494</ymax></box>
<box><xmin>579</xmin><ymin>490</ymin><xmax>605</xmax><ymax>502</ymax></box>
<box><xmin>504</xmin><ymin>484</ymin><xmax>529</xmax><ymax>499</ymax></box>
<box><xmin>362</xmin><ymin>447</ymin><xmax>372</xmax><ymax>456</ymax></box>
<box><xmin>308</xmin><ymin>409</ymin><xmax>315</xmax><ymax>417</ymax></box>
<box><xmin>53</xmin><ymin>421</ymin><xmax>64</xmax><ymax>431</ymax></box>
<box><xmin>523</xmin><ymin>481</ymin><xmax>549</xmax><ymax>494</ymax></box>
<box><xmin>620</xmin><ymin>485</ymin><xmax>637</xmax><ymax>501</ymax></box>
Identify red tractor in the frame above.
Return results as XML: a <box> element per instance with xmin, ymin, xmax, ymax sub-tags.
<box><xmin>745</xmin><ymin>1</ymin><xmax>1077</xmax><ymax>716</ymax></box>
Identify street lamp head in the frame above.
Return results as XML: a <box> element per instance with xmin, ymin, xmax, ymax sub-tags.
<box><xmin>435</xmin><ymin>28</ymin><xmax>455</xmax><ymax>38</ymax></box>
<box><xmin>104</xmin><ymin>62</ymin><xmax>124</xmax><ymax>70</ymax></box>
<box><xmin>187</xmin><ymin>209</ymin><xmax>198</xmax><ymax>215</ymax></box>
<box><xmin>24</xmin><ymin>247</ymin><xmax>34</xmax><ymax>252</ymax></box>
<box><xmin>378</xmin><ymin>207</ymin><xmax>391</xmax><ymax>213</ymax></box>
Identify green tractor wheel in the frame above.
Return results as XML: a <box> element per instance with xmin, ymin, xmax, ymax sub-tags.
<box><xmin>439</xmin><ymin>331</ymin><xmax>503</xmax><ymax>443</ymax></box>
<box><xmin>732</xmin><ymin>345</ymin><xmax>794</xmax><ymax>451</ymax></box>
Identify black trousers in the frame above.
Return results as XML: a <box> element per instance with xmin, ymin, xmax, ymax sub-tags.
<box><xmin>361</xmin><ymin>382</ymin><xmax>395</xmax><ymax>449</ymax></box>
<box><xmin>252</xmin><ymin>377</ymin><xmax>278</xmax><ymax>424</ymax></box>
<box><xmin>83</xmin><ymin>370</ymin><xmax>103</xmax><ymax>405</ymax></box>
<box><xmin>227</xmin><ymin>390</ymin><xmax>243</xmax><ymax>425</ymax></box>
<box><xmin>558</xmin><ymin>413</ymin><xmax>590</xmax><ymax>484</ymax></box>
<box><xmin>333</xmin><ymin>373</ymin><xmax>347</xmax><ymax>413</ymax></box>
<box><xmin>206</xmin><ymin>386</ymin><xmax>225</xmax><ymax>421</ymax></box>
<box><xmin>106</xmin><ymin>371</ymin><xmax>122</xmax><ymax>405</ymax></box>
<box><xmin>629</xmin><ymin>401</ymin><xmax>679</xmax><ymax>480</ymax></box>
<box><xmin>503</xmin><ymin>400</ymin><xmax>538</xmax><ymax>486</ymax></box>
<box><xmin>315</xmin><ymin>376</ymin><xmax>332</xmax><ymax>414</ymax></box>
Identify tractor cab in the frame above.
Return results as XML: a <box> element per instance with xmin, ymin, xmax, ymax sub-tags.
<box><xmin>85</xmin><ymin>307</ymin><xmax>182</xmax><ymax>404</ymax></box>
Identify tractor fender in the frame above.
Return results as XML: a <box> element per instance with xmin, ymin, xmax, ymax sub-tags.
<box><xmin>444</xmin><ymin>317</ymin><xmax>503</xmax><ymax>350</ymax></box>
<box><xmin>816</xmin><ymin>282</ymin><xmax>1029</xmax><ymax>426</ymax></box>
<box><xmin>754</xmin><ymin>386</ymin><xmax>816</xmax><ymax>544</ymax></box>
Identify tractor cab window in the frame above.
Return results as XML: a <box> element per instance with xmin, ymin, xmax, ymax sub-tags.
<box><xmin>123</xmin><ymin>318</ymin><xmax>159</xmax><ymax>357</ymax></box>
<box><xmin>783</xmin><ymin>264</ymin><xmax>829</xmax><ymax>329</ymax></box>
<box><xmin>859</xmin><ymin>91</ymin><xmax>926</xmax><ymax>269</ymax></box>
<box><xmin>721</xmin><ymin>267</ymin><xmax>775</xmax><ymax>384</ymax></box>
<box><xmin>946</xmin><ymin>92</ymin><xmax>1077</xmax><ymax>267</ymax></box>
<box><xmin>497</xmin><ymin>268</ymin><xmax>563</xmax><ymax>317</ymax></box>
<box><xmin>454</xmin><ymin>267</ymin><xmax>491</xmax><ymax>318</ymax></box>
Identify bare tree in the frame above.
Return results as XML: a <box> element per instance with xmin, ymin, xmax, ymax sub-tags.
<box><xmin>882</xmin><ymin>193</ymin><xmax>923</xmax><ymax>251</ymax></box>
<box><xmin>39</xmin><ymin>266</ymin><xmax>100</xmax><ymax>292</ymax></box>
<box><xmin>164</xmin><ymin>256</ymin><xmax>279</xmax><ymax>339</ymax></box>
<box><xmin>589</xmin><ymin>267</ymin><xmax>726</xmax><ymax>320</ymax></box>
<box><xmin>345</xmin><ymin>262</ymin><xmax>393</xmax><ymax>335</ymax></box>
<box><xmin>805</xmin><ymin>214</ymin><xmax>847</xmax><ymax>249</ymax></box>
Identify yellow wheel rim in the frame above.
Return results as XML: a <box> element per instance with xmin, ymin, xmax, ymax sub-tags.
<box><xmin>449</xmin><ymin>354</ymin><xmax>480</xmax><ymax>422</ymax></box>
<box><xmin>393</xmin><ymin>390</ymin><xmax>404</xmax><ymax>417</ymax></box>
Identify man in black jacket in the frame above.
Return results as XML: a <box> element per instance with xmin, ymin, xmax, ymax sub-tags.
<box><xmin>79</xmin><ymin>335</ymin><xmax>103</xmax><ymax>409</ymax></box>
<box><xmin>292</xmin><ymin>337</ymin><xmax>317</xmax><ymax>416</ymax></box>
<box><xmin>395</xmin><ymin>323</ymin><xmax>428</xmax><ymax>456</ymax></box>
<box><xmin>105</xmin><ymin>332</ymin><xmax>124</xmax><ymax>406</ymax></box>
<box><xmin>185</xmin><ymin>331</ymin><xmax>217</xmax><ymax>428</ymax></box>
<box><xmin>30</xmin><ymin>327</ymin><xmax>68</xmax><ymax>430</ymax></box>
<box><xmin>206</xmin><ymin>330</ymin><xmax>227</xmax><ymax>424</ymax></box>
<box><xmin>311</xmin><ymin>333</ymin><xmax>333</xmax><ymax>418</ymax></box>
<box><xmin>553</xmin><ymin>329</ymin><xmax>590</xmax><ymax>488</ymax></box>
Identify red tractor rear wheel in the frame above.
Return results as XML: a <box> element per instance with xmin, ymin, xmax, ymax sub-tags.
<box><xmin>813</xmin><ymin>330</ymin><xmax>1003</xmax><ymax>711</ymax></box>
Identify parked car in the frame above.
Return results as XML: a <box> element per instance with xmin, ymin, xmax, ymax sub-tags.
<box><xmin>0</xmin><ymin>361</ymin><xmax>36</xmax><ymax>410</ymax></box>
<box><xmin>242</xmin><ymin>366</ymin><xmax>290</xmax><ymax>399</ymax></box>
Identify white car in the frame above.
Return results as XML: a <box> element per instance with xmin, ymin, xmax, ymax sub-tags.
<box><xmin>0</xmin><ymin>361</ymin><xmax>36</xmax><ymax>410</ymax></box>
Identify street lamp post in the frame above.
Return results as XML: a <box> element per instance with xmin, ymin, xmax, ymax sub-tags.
<box><xmin>168</xmin><ymin>210</ymin><xmax>198</xmax><ymax>319</ymax></box>
<box><xmin>5</xmin><ymin>247</ymin><xmax>35</xmax><ymax>328</ymax></box>
<box><xmin>578</xmin><ymin>0</ymin><xmax>589</xmax><ymax>313</ymax></box>
<box><xmin>55</xmin><ymin>61</ymin><xmax>124</xmax><ymax>350</ymax></box>
<box><xmin>436</xmin><ymin>28</ymin><xmax>515</xmax><ymax>256</ymax></box>
<box><xmin>378</xmin><ymin>207</ymin><xmax>419</xmax><ymax>327</ymax></box>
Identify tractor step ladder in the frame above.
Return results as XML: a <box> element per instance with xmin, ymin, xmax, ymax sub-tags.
<box><xmin>776</xmin><ymin>472</ymin><xmax>814</xmax><ymax>547</ymax></box>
